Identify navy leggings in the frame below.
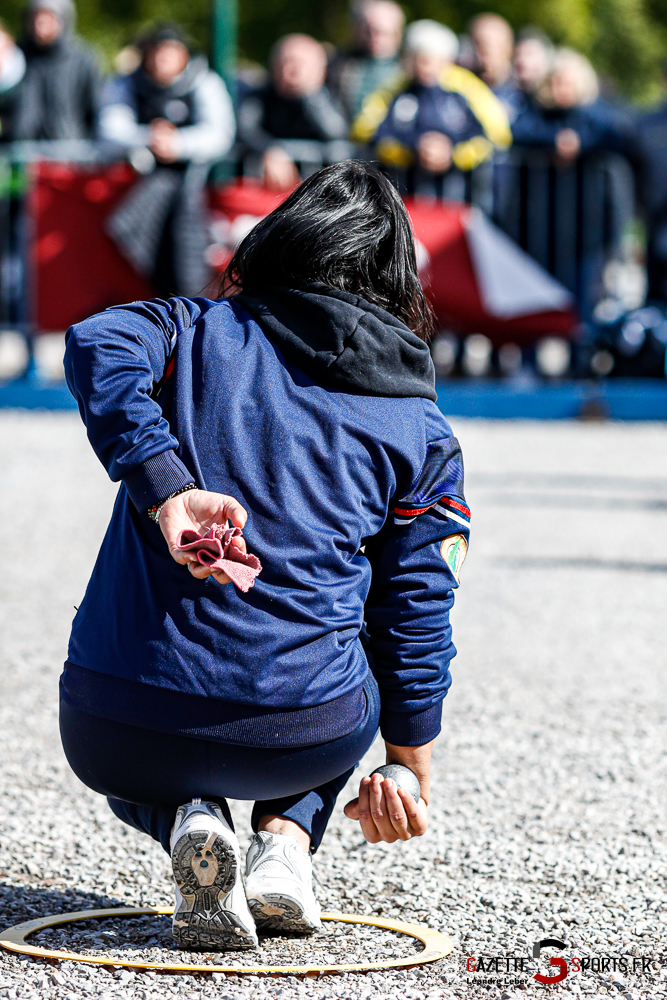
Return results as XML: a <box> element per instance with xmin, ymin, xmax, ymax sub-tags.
<box><xmin>59</xmin><ymin>679</ymin><xmax>380</xmax><ymax>854</ymax></box>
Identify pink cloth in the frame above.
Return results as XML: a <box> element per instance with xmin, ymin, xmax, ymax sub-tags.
<box><xmin>175</xmin><ymin>524</ymin><xmax>262</xmax><ymax>593</ymax></box>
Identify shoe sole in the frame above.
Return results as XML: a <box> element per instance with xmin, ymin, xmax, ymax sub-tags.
<box><xmin>172</xmin><ymin>829</ymin><xmax>257</xmax><ymax>951</ymax></box>
<box><xmin>248</xmin><ymin>891</ymin><xmax>320</xmax><ymax>934</ymax></box>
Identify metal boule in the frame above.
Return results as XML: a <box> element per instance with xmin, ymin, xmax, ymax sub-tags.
<box><xmin>370</xmin><ymin>764</ymin><xmax>421</xmax><ymax>804</ymax></box>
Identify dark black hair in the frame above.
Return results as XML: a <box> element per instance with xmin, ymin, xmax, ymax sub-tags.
<box><xmin>221</xmin><ymin>160</ymin><xmax>434</xmax><ymax>341</ymax></box>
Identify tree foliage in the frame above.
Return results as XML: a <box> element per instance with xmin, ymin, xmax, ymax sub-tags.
<box><xmin>1</xmin><ymin>0</ymin><xmax>665</xmax><ymax>101</ymax></box>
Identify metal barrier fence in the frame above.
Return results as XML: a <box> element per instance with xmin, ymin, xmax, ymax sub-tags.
<box><xmin>492</xmin><ymin>148</ymin><xmax>636</xmax><ymax>319</ymax></box>
<box><xmin>0</xmin><ymin>141</ymin><xmax>132</xmax><ymax>334</ymax></box>
<box><xmin>382</xmin><ymin>147</ymin><xmax>636</xmax><ymax>318</ymax></box>
<box><xmin>0</xmin><ymin>139</ymin><xmax>638</xmax><ymax>335</ymax></box>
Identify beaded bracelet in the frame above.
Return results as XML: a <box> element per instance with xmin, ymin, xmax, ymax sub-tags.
<box><xmin>147</xmin><ymin>482</ymin><xmax>197</xmax><ymax>524</ymax></box>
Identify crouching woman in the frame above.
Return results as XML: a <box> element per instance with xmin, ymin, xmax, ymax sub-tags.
<box><xmin>60</xmin><ymin>160</ymin><xmax>470</xmax><ymax>951</ymax></box>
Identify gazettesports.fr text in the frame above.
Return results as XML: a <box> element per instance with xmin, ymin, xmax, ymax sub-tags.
<box><xmin>466</xmin><ymin>956</ymin><xmax>658</xmax><ymax>974</ymax></box>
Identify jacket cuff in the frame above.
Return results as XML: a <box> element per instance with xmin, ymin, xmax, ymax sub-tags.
<box><xmin>123</xmin><ymin>450</ymin><xmax>195</xmax><ymax>512</ymax></box>
<box><xmin>379</xmin><ymin>701</ymin><xmax>443</xmax><ymax>747</ymax></box>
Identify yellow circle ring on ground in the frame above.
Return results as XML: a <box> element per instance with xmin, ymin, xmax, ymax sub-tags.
<box><xmin>0</xmin><ymin>907</ymin><xmax>453</xmax><ymax>975</ymax></box>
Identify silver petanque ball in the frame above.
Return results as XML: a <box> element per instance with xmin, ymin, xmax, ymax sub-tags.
<box><xmin>370</xmin><ymin>764</ymin><xmax>421</xmax><ymax>804</ymax></box>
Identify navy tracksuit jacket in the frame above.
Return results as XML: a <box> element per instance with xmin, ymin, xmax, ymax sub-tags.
<box><xmin>63</xmin><ymin>284</ymin><xmax>470</xmax><ymax>749</ymax></box>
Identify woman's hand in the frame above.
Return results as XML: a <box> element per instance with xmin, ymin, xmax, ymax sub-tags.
<box><xmin>344</xmin><ymin>739</ymin><xmax>433</xmax><ymax>844</ymax></box>
<box><xmin>159</xmin><ymin>488</ymin><xmax>248</xmax><ymax>585</ymax></box>
<box><xmin>344</xmin><ymin>773</ymin><xmax>428</xmax><ymax>843</ymax></box>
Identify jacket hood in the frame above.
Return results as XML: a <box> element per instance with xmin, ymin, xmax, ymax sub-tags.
<box><xmin>234</xmin><ymin>284</ymin><xmax>436</xmax><ymax>402</ymax></box>
<box><xmin>23</xmin><ymin>0</ymin><xmax>75</xmax><ymax>43</ymax></box>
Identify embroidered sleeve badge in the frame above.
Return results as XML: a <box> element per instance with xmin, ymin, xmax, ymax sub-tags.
<box><xmin>440</xmin><ymin>534</ymin><xmax>468</xmax><ymax>583</ymax></box>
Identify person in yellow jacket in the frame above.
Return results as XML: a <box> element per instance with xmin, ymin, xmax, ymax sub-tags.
<box><xmin>352</xmin><ymin>19</ymin><xmax>511</xmax><ymax>177</ymax></box>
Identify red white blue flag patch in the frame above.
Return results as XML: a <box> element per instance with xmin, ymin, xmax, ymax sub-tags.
<box><xmin>393</xmin><ymin>496</ymin><xmax>471</xmax><ymax>527</ymax></box>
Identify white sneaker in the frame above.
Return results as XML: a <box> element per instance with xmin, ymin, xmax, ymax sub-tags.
<box><xmin>170</xmin><ymin>799</ymin><xmax>258</xmax><ymax>951</ymax></box>
<box><xmin>244</xmin><ymin>831</ymin><xmax>322</xmax><ymax>934</ymax></box>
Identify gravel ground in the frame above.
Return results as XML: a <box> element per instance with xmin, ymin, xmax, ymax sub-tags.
<box><xmin>1</xmin><ymin>411</ymin><xmax>667</xmax><ymax>1000</ymax></box>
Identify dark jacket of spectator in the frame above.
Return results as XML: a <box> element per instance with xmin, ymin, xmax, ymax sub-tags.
<box><xmin>238</xmin><ymin>82</ymin><xmax>349</xmax><ymax>153</ymax></box>
<box><xmin>490</xmin><ymin>76</ymin><xmax>527</xmax><ymax>125</ymax></box>
<box><xmin>12</xmin><ymin>0</ymin><xmax>100</xmax><ymax>141</ymax></box>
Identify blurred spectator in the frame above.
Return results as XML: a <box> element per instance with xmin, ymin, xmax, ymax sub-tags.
<box><xmin>512</xmin><ymin>48</ymin><xmax>629</xmax><ymax>160</ymax></box>
<box><xmin>637</xmin><ymin>63</ymin><xmax>667</xmax><ymax>303</ymax></box>
<box><xmin>11</xmin><ymin>0</ymin><xmax>100</xmax><ymax>140</ymax></box>
<box><xmin>100</xmin><ymin>23</ymin><xmax>234</xmax><ymax>298</ymax></box>
<box><xmin>513</xmin><ymin>27</ymin><xmax>553</xmax><ymax>96</ymax></box>
<box><xmin>0</xmin><ymin>22</ymin><xmax>26</xmax><ymax>140</ymax></box>
<box><xmin>469</xmin><ymin>14</ymin><xmax>523</xmax><ymax>122</ymax></box>
<box><xmin>352</xmin><ymin>19</ymin><xmax>511</xmax><ymax>177</ymax></box>
<box><xmin>506</xmin><ymin>47</ymin><xmax>634</xmax><ymax>321</ymax></box>
<box><xmin>327</xmin><ymin>0</ymin><xmax>404</xmax><ymax>121</ymax></box>
<box><xmin>238</xmin><ymin>34</ymin><xmax>349</xmax><ymax>192</ymax></box>
<box><xmin>100</xmin><ymin>25</ymin><xmax>233</xmax><ymax>164</ymax></box>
